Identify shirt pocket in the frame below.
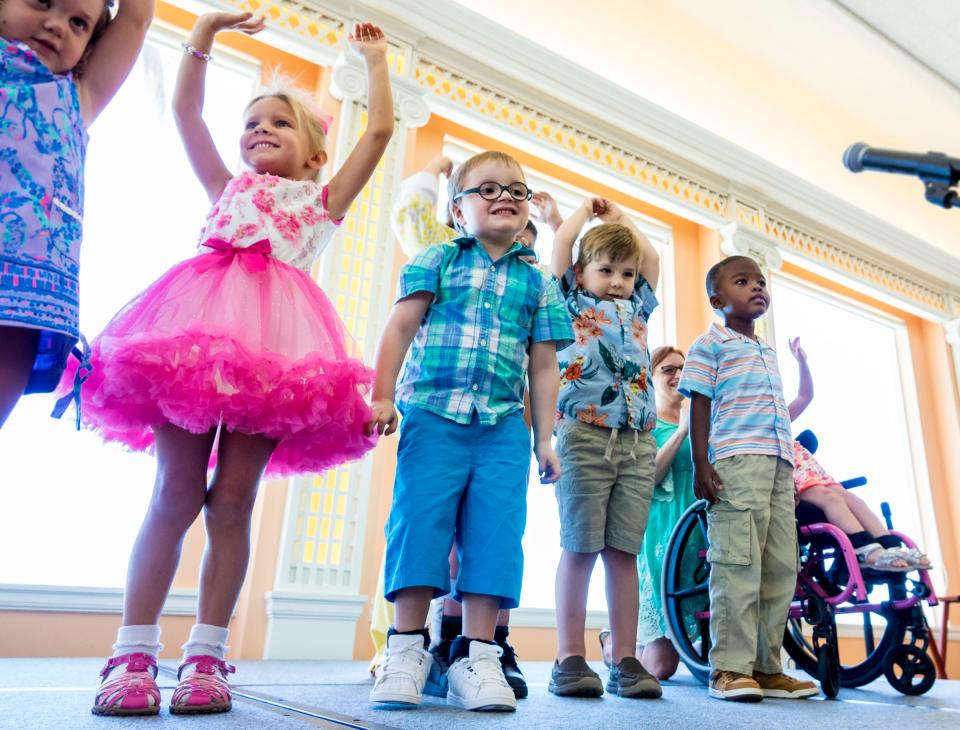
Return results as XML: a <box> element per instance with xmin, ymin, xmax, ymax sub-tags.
<box><xmin>706</xmin><ymin>506</ymin><xmax>753</xmax><ymax>565</ymax></box>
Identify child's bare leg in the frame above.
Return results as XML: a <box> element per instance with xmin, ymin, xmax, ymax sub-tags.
<box><xmin>462</xmin><ymin>593</ymin><xmax>500</xmax><ymax>641</ymax></box>
<box><xmin>555</xmin><ymin>548</ymin><xmax>599</xmax><ymax>660</ymax></box>
<box><xmin>601</xmin><ymin>547</ymin><xmax>639</xmax><ymax>665</ymax></box>
<box><xmin>801</xmin><ymin>485</ymin><xmax>864</xmax><ymax>533</ymax></box>
<box><xmin>196</xmin><ymin>430</ymin><xmax>275</xmax><ymax>626</ymax></box>
<box><xmin>642</xmin><ymin>638</ymin><xmax>681</xmax><ymax>680</ymax></box>
<box><xmin>123</xmin><ymin>423</ymin><xmax>214</xmax><ymax>624</ymax></box>
<box><xmin>394</xmin><ymin>586</ymin><xmax>434</xmax><ymax>632</ymax></box>
<box><xmin>0</xmin><ymin>326</ymin><xmax>39</xmax><ymax>428</ymax></box>
<box><xmin>839</xmin><ymin>490</ymin><xmax>889</xmax><ymax>537</ymax></box>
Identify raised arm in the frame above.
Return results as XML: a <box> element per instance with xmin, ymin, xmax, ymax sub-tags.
<box><xmin>550</xmin><ymin>198</ymin><xmax>595</xmax><ymax>278</ymax></box>
<box><xmin>366</xmin><ymin>292</ymin><xmax>432</xmax><ymax>436</ymax></box>
<box><xmin>325</xmin><ymin>23</ymin><xmax>394</xmax><ymax>220</ymax></box>
<box><xmin>654</xmin><ymin>399</ymin><xmax>689</xmax><ymax>485</ymax></box>
<box><xmin>391</xmin><ymin>158</ymin><xmax>457</xmax><ymax>258</ymax></box>
<box><xmin>787</xmin><ymin>337</ymin><xmax>813</xmax><ymax>421</ymax></box>
<box><xmin>172</xmin><ymin>12</ymin><xmax>265</xmax><ymax>202</ymax></box>
<box><xmin>596</xmin><ymin>199</ymin><xmax>659</xmax><ymax>289</ymax></box>
<box><xmin>77</xmin><ymin>0</ymin><xmax>155</xmax><ymax>126</ymax></box>
<box><xmin>531</xmin><ymin>191</ymin><xmax>564</xmax><ymax>233</ymax></box>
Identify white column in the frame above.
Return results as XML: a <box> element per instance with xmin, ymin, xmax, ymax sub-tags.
<box><xmin>720</xmin><ymin>221</ymin><xmax>783</xmax><ymax>343</ymax></box>
<box><xmin>264</xmin><ymin>52</ymin><xmax>430</xmax><ymax>660</ymax></box>
<box><xmin>945</xmin><ymin>318</ymin><xmax>960</xmax><ymax>398</ymax></box>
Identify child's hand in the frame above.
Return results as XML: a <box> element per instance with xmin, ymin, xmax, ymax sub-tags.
<box><xmin>789</xmin><ymin>337</ymin><xmax>807</xmax><ymax>363</ymax></box>
<box><xmin>693</xmin><ymin>460</ymin><xmax>724</xmax><ymax>504</ymax></box>
<box><xmin>198</xmin><ymin>11</ymin><xmax>266</xmax><ymax>36</ymax></box>
<box><xmin>425</xmin><ymin>156</ymin><xmax>454</xmax><ymax>178</ymax></box>
<box><xmin>595</xmin><ymin>198</ymin><xmax>624</xmax><ymax>223</ymax></box>
<box><xmin>535</xmin><ymin>442</ymin><xmax>562</xmax><ymax>484</ymax></box>
<box><xmin>532</xmin><ymin>191</ymin><xmax>563</xmax><ymax>231</ymax></box>
<box><xmin>347</xmin><ymin>22</ymin><xmax>388</xmax><ymax>62</ymax></box>
<box><xmin>366</xmin><ymin>399</ymin><xmax>398</xmax><ymax>437</ymax></box>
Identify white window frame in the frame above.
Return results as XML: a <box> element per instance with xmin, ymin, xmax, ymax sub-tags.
<box><xmin>771</xmin><ymin>270</ymin><xmax>944</xmax><ymax>594</ymax></box>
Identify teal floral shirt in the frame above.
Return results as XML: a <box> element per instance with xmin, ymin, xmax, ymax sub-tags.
<box><xmin>556</xmin><ymin>269</ymin><xmax>658</xmax><ymax>430</ymax></box>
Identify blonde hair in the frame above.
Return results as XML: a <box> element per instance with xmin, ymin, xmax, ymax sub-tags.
<box><xmin>246</xmin><ymin>75</ymin><xmax>328</xmax><ymax>176</ymax></box>
<box><xmin>576</xmin><ymin>223</ymin><xmax>640</xmax><ymax>268</ymax></box>
<box><xmin>448</xmin><ymin>151</ymin><xmax>525</xmax><ymax>232</ymax></box>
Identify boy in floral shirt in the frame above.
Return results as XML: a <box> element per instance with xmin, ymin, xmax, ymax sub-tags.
<box><xmin>549</xmin><ymin>197</ymin><xmax>662</xmax><ymax>699</ymax></box>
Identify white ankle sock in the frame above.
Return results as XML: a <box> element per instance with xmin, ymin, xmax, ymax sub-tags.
<box><xmin>112</xmin><ymin>624</ymin><xmax>162</xmax><ymax>658</ymax></box>
<box><xmin>182</xmin><ymin>623</ymin><xmax>229</xmax><ymax>662</ymax></box>
<box><xmin>107</xmin><ymin>625</ymin><xmax>162</xmax><ymax>680</ymax></box>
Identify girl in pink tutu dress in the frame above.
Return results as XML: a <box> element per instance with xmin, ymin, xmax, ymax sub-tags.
<box><xmin>75</xmin><ymin>11</ymin><xmax>393</xmax><ymax>717</ymax></box>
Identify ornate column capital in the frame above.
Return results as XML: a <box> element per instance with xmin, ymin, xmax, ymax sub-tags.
<box><xmin>720</xmin><ymin>222</ymin><xmax>783</xmax><ymax>271</ymax></box>
<box><xmin>329</xmin><ymin>54</ymin><xmax>430</xmax><ymax>129</ymax></box>
<box><xmin>945</xmin><ymin>318</ymin><xmax>960</xmax><ymax>347</ymax></box>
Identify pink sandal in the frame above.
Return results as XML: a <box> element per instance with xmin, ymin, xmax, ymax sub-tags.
<box><xmin>92</xmin><ymin>653</ymin><xmax>161</xmax><ymax>716</ymax></box>
<box><xmin>169</xmin><ymin>655</ymin><xmax>236</xmax><ymax>714</ymax></box>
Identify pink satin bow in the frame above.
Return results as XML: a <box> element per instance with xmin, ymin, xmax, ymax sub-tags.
<box><xmin>199</xmin><ymin>238</ymin><xmax>272</xmax><ymax>273</ymax></box>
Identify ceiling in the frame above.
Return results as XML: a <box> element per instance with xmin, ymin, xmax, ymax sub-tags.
<box><xmin>446</xmin><ymin>0</ymin><xmax>960</xmax><ymax>263</ymax></box>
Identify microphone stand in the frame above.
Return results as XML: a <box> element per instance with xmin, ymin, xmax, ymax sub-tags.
<box><xmin>923</xmin><ymin>179</ymin><xmax>959</xmax><ymax>209</ymax></box>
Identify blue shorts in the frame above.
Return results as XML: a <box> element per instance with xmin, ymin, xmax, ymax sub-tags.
<box><xmin>384</xmin><ymin>407</ymin><xmax>530</xmax><ymax>609</ymax></box>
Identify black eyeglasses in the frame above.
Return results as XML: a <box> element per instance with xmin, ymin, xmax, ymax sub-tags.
<box><xmin>659</xmin><ymin>365</ymin><xmax>683</xmax><ymax>376</ymax></box>
<box><xmin>453</xmin><ymin>181</ymin><xmax>532</xmax><ymax>202</ymax></box>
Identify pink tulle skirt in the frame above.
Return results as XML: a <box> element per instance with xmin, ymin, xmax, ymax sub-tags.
<box><xmin>63</xmin><ymin>246</ymin><xmax>377</xmax><ymax>476</ymax></box>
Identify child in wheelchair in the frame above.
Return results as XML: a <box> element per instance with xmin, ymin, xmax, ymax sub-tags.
<box><xmin>793</xmin><ymin>439</ymin><xmax>931</xmax><ymax>572</ymax></box>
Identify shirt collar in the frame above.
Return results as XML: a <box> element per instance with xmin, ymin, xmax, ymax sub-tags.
<box><xmin>710</xmin><ymin>322</ymin><xmax>771</xmax><ymax>349</ymax></box>
<box><xmin>453</xmin><ymin>235</ymin><xmax>537</xmax><ymax>261</ymax></box>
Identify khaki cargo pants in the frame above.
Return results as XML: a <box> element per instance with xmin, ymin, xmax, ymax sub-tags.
<box><xmin>707</xmin><ymin>454</ymin><xmax>797</xmax><ymax>675</ymax></box>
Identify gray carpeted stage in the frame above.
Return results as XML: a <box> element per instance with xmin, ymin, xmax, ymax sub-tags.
<box><xmin>0</xmin><ymin>659</ymin><xmax>957</xmax><ymax>729</ymax></box>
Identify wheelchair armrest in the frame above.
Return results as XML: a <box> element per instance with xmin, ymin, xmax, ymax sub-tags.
<box><xmin>840</xmin><ymin>477</ymin><xmax>867</xmax><ymax>489</ymax></box>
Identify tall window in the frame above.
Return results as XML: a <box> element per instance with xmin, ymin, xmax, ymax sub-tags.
<box><xmin>770</xmin><ymin>273</ymin><xmax>939</xmax><ymax>572</ymax></box>
<box><xmin>0</xmin><ymin>30</ymin><xmax>259</xmax><ymax>588</ymax></box>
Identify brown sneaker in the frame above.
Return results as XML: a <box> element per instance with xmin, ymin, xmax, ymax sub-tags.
<box><xmin>708</xmin><ymin>670</ymin><xmax>763</xmax><ymax>702</ymax></box>
<box><xmin>752</xmin><ymin>671</ymin><xmax>819</xmax><ymax>699</ymax></box>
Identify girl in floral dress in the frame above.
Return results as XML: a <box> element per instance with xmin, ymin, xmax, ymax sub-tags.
<box><xmin>0</xmin><ymin>0</ymin><xmax>154</xmax><ymax>426</ymax></box>
<box><xmin>71</xmin><ymin>11</ymin><xmax>393</xmax><ymax>716</ymax></box>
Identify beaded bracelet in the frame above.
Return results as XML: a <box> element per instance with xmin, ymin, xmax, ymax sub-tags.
<box><xmin>181</xmin><ymin>42</ymin><xmax>213</xmax><ymax>63</ymax></box>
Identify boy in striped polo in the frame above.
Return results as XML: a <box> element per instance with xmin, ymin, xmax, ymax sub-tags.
<box><xmin>678</xmin><ymin>255</ymin><xmax>818</xmax><ymax>703</ymax></box>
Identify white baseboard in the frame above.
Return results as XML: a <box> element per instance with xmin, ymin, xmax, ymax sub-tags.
<box><xmin>263</xmin><ymin>591</ymin><xmax>368</xmax><ymax>660</ymax></box>
<box><xmin>508</xmin><ymin>606</ymin><xmax>609</xmax><ymax>630</ymax></box>
<box><xmin>0</xmin><ymin>583</ymin><xmax>198</xmax><ymax>615</ymax></box>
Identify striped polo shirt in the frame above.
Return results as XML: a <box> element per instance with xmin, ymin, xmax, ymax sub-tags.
<box><xmin>678</xmin><ymin>323</ymin><xmax>792</xmax><ymax>463</ymax></box>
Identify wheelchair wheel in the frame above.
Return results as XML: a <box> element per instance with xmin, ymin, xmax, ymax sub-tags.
<box><xmin>783</xmin><ymin>601</ymin><xmax>906</xmax><ymax>688</ymax></box>
<box><xmin>816</xmin><ymin>642</ymin><xmax>840</xmax><ymax>699</ymax></box>
<box><xmin>883</xmin><ymin>645</ymin><xmax>936</xmax><ymax>696</ymax></box>
<box><xmin>661</xmin><ymin>499</ymin><xmax>711</xmax><ymax>684</ymax></box>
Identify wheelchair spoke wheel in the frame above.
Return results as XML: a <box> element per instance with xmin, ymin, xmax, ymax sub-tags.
<box><xmin>883</xmin><ymin>645</ymin><xmax>936</xmax><ymax>696</ymax></box>
<box><xmin>661</xmin><ymin>499</ymin><xmax>711</xmax><ymax>685</ymax></box>
<box><xmin>784</xmin><ymin>603</ymin><xmax>906</xmax><ymax>688</ymax></box>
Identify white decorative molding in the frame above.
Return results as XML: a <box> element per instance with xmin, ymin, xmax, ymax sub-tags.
<box><xmin>329</xmin><ymin>53</ymin><xmax>368</xmax><ymax>101</ymax></box>
<box><xmin>263</xmin><ymin>591</ymin><xmax>368</xmax><ymax>659</ymax></box>
<box><xmin>0</xmin><ymin>584</ymin><xmax>199</xmax><ymax>615</ymax></box>
<box><xmin>720</xmin><ymin>222</ymin><xmax>783</xmax><ymax>271</ymax></box>
<box><xmin>945</xmin><ymin>318</ymin><xmax>960</xmax><ymax>347</ymax></box>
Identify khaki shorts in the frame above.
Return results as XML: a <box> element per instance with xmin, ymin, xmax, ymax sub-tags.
<box><xmin>555</xmin><ymin>418</ymin><xmax>656</xmax><ymax>554</ymax></box>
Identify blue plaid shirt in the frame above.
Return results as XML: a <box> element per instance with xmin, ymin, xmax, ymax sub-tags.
<box><xmin>395</xmin><ymin>237</ymin><xmax>573</xmax><ymax>424</ymax></box>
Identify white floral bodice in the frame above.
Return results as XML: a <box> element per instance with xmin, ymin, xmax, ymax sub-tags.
<box><xmin>197</xmin><ymin>171</ymin><xmax>341</xmax><ymax>272</ymax></box>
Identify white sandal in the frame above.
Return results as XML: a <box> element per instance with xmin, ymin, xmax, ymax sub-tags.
<box><xmin>897</xmin><ymin>548</ymin><xmax>933</xmax><ymax>570</ymax></box>
<box><xmin>856</xmin><ymin>544</ymin><xmax>911</xmax><ymax>572</ymax></box>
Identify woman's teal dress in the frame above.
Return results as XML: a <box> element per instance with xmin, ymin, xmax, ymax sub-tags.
<box><xmin>636</xmin><ymin>418</ymin><xmax>695</xmax><ymax>643</ymax></box>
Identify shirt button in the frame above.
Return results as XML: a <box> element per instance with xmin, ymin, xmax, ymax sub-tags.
<box><xmin>472</xmin><ymin>383</ymin><xmax>479</xmax><ymax>391</ymax></box>
<box><xmin>480</xmin><ymin>338</ymin><xmax>487</xmax><ymax>346</ymax></box>
<box><xmin>484</xmin><ymin>302</ymin><xmax>491</xmax><ymax>309</ymax></box>
<box><xmin>490</xmin><ymin>265</ymin><xmax>496</xmax><ymax>272</ymax></box>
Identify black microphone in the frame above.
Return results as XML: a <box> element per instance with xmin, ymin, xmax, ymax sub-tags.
<box><xmin>843</xmin><ymin>143</ymin><xmax>960</xmax><ymax>184</ymax></box>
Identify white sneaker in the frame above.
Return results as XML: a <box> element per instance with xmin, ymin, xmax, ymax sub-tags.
<box><xmin>369</xmin><ymin>633</ymin><xmax>433</xmax><ymax>706</ymax></box>
<box><xmin>446</xmin><ymin>640</ymin><xmax>517</xmax><ymax>712</ymax></box>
